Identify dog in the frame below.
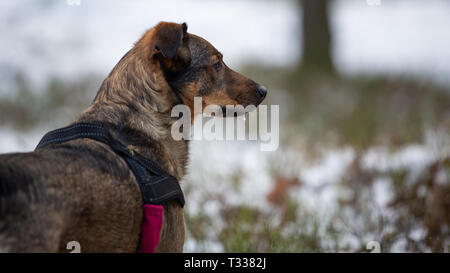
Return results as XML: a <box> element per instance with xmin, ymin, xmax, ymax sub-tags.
<box><xmin>0</xmin><ymin>22</ymin><xmax>267</xmax><ymax>252</ymax></box>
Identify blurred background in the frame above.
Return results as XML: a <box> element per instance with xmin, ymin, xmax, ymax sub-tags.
<box><xmin>0</xmin><ymin>0</ymin><xmax>449</xmax><ymax>252</ymax></box>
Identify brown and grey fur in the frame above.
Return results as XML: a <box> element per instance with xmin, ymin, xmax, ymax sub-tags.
<box><xmin>0</xmin><ymin>22</ymin><xmax>266</xmax><ymax>252</ymax></box>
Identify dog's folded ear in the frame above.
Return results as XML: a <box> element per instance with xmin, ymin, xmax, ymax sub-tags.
<box><xmin>153</xmin><ymin>22</ymin><xmax>187</xmax><ymax>59</ymax></box>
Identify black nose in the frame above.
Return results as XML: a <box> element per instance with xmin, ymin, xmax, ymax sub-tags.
<box><xmin>256</xmin><ymin>85</ymin><xmax>267</xmax><ymax>100</ymax></box>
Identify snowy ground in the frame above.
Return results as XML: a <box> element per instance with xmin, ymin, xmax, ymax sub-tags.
<box><xmin>182</xmin><ymin>130</ymin><xmax>449</xmax><ymax>252</ymax></box>
<box><xmin>184</xmin><ymin>128</ymin><xmax>449</xmax><ymax>212</ymax></box>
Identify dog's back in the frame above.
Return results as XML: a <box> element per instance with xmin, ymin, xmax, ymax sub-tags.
<box><xmin>0</xmin><ymin>151</ymin><xmax>63</xmax><ymax>252</ymax></box>
<box><xmin>0</xmin><ymin>140</ymin><xmax>143</xmax><ymax>252</ymax></box>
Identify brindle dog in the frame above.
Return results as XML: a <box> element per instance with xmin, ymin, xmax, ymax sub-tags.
<box><xmin>0</xmin><ymin>22</ymin><xmax>267</xmax><ymax>252</ymax></box>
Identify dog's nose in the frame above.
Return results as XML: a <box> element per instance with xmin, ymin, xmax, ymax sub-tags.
<box><xmin>256</xmin><ymin>85</ymin><xmax>267</xmax><ymax>100</ymax></box>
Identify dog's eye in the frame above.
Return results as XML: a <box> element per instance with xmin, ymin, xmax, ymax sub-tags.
<box><xmin>213</xmin><ymin>61</ymin><xmax>222</xmax><ymax>72</ymax></box>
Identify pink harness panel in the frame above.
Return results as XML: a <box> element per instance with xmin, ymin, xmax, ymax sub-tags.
<box><xmin>139</xmin><ymin>204</ymin><xmax>164</xmax><ymax>253</ymax></box>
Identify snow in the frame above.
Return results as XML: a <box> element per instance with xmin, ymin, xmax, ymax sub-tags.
<box><xmin>332</xmin><ymin>0</ymin><xmax>450</xmax><ymax>85</ymax></box>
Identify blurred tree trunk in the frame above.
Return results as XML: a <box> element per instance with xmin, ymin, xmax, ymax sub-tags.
<box><xmin>300</xmin><ymin>0</ymin><xmax>334</xmax><ymax>73</ymax></box>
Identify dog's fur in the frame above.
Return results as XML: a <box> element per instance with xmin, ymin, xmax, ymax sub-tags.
<box><xmin>0</xmin><ymin>22</ymin><xmax>266</xmax><ymax>252</ymax></box>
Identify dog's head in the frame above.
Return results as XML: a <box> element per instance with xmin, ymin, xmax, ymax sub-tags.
<box><xmin>138</xmin><ymin>22</ymin><xmax>267</xmax><ymax>116</ymax></box>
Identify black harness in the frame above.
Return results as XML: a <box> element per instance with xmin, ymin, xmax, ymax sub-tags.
<box><xmin>35</xmin><ymin>122</ymin><xmax>185</xmax><ymax>207</ymax></box>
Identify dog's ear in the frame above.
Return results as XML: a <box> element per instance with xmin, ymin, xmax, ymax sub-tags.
<box><xmin>153</xmin><ymin>22</ymin><xmax>187</xmax><ymax>59</ymax></box>
<box><xmin>152</xmin><ymin>22</ymin><xmax>191</xmax><ymax>78</ymax></box>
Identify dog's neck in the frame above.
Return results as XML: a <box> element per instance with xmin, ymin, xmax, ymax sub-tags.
<box><xmin>75</xmin><ymin>48</ymin><xmax>189</xmax><ymax>180</ymax></box>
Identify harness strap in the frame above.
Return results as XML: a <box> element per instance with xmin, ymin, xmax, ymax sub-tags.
<box><xmin>35</xmin><ymin>122</ymin><xmax>185</xmax><ymax>208</ymax></box>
